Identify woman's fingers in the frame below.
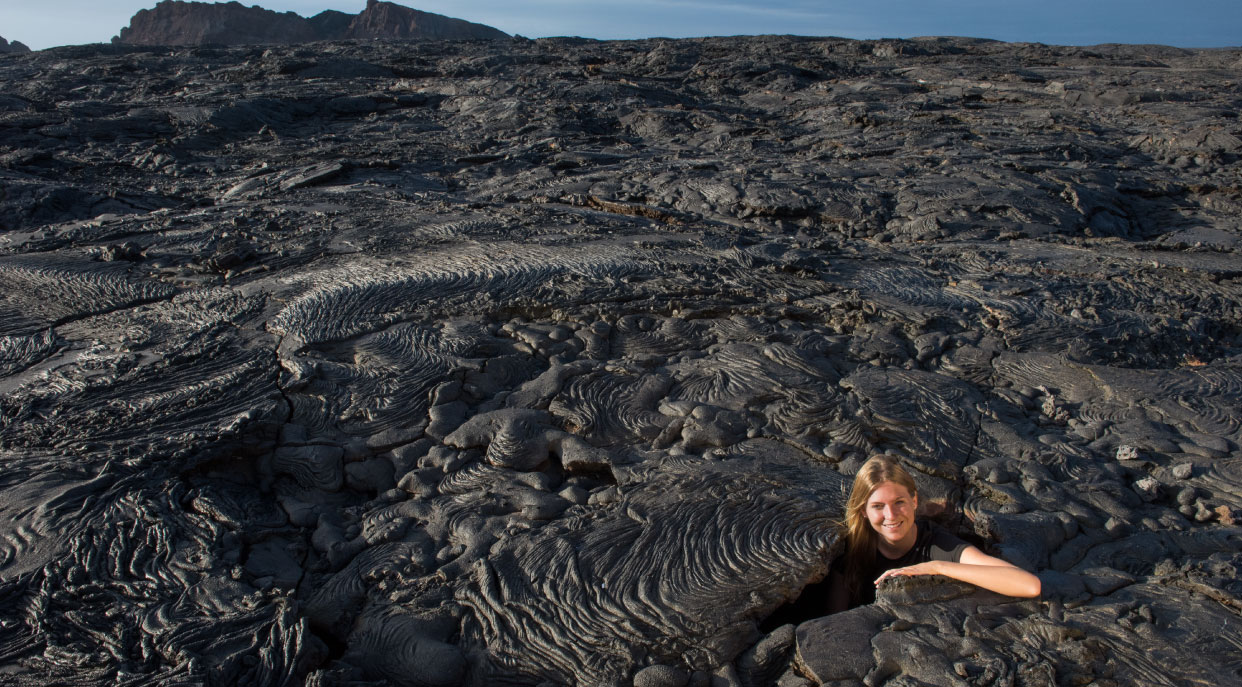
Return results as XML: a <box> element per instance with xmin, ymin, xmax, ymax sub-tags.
<box><xmin>874</xmin><ymin>562</ymin><xmax>939</xmax><ymax>585</ymax></box>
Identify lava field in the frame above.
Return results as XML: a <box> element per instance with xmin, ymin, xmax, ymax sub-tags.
<box><xmin>1</xmin><ymin>35</ymin><xmax>1241</xmax><ymax>686</ymax></box>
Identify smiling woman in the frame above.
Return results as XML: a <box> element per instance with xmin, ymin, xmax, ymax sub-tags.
<box><xmin>828</xmin><ymin>454</ymin><xmax>1041</xmax><ymax>611</ymax></box>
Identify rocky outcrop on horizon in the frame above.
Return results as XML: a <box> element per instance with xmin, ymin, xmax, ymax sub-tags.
<box><xmin>0</xmin><ymin>36</ymin><xmax>31</xmax><ymax>53</ymax></box>
<box><xmin>112</xmin><ymin>0</ymin><xmax>509</xmax><ymax>46</ymax></box>
<box><xmin>342</xmin><ymin>0</ymin><xmax>511</xmax><ymax>40</ymax></box>
<box><xmin>0</xmin><ymin>33</ymin><xmax>1241</xmax><ymax>687</ymax></box>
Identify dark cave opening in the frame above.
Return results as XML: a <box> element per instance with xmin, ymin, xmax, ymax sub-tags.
<box><xmin>314</xmin><ymin>628</ymin><xmax>349</xmax><ymax>663</ymax></box>
<box><xmin>759</xmin><ymin>574</ymin><xmax>836</xmax><ymax>633</ymax></box>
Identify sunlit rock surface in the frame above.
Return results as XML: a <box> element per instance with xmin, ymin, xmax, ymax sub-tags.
<box><xmin>1</xmin><ymin>34</ymin><xmax>1241</xmax><ymax>686</ymax></box>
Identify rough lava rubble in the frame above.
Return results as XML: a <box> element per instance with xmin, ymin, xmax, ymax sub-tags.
<box><xmin>0</xmin><ymin>33</ymin><xmax>1241</xmax><ymax>687</ymax></box>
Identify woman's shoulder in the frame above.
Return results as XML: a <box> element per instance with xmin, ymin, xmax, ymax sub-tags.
<box><xmin>916</xmin><ymin>517</ymin><xmax>970</xmax><ymax>562</ymax></box>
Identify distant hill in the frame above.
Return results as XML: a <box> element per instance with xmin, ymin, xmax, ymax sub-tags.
<box><xmin>112</xmin><ymin>0</ymin><xmax>509</xmax><ymax>46</ymax></box>
<box><xmin>0</xmin><ymin>36</ymin><xmax>31</xmax><ymax>53</ymax></box>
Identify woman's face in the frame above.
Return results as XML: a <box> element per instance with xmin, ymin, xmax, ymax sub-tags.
<box><xmin>865</xmin><ymin>481</ymin><xmax>918</xmax><ymax>548</ymax></box>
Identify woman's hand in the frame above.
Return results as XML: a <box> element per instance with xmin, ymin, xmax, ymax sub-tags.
<box><xmin>874</xmin><ymin>560</ymin><xmax>944</xmax><ymax>585</ymax></box>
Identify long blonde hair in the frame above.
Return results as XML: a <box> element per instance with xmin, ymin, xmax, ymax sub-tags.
<box><xmin>840</xmin><ymin>455</ymin><xmax>920</xmax><ymax>591</ymax></box>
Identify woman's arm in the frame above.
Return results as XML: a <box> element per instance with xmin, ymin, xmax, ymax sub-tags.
<box><xmin>873</xmin><ymin>546</ymin><xmax>1042</xmax><ymax>598</ymax></box>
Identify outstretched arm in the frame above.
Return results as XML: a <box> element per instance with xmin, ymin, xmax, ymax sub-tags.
<box><xmin>873</xmin><ymin>546</ymin><xmax>1041</xmax><ymax>598</ymax></box>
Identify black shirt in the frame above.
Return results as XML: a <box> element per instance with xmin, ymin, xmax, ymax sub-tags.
<box><xmin>760</xmin><ymin>518</ymin><xmax>969</xmax><ymax>630</ymax></box>
<box><xmin>846</xmin><ymin>517</ymin><xmax>969</xmax><ymax>608</ymax></box>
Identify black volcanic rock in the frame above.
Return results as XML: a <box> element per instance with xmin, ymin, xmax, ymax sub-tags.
<box><xmin>1</xmin><ymin>34</ymin><xmax>1241</xmax><ymax>687</ymax></box>
<box><xmin>0</xmin><ymin>36</ymin><xmax>31</xmax><ymax>53</ymax></box>
<box><xmin>345</xmin><ymin>0</ymin><xmax>510</xmax><ymax>41</ymax></box>
<box><xmin>307</xmin><ymin>9</ymin><xmax>354</xmax><ymax>39</ymax></box>
<box><xmin>114</xmin><ymin>1</ymin><xmax>322</xmax><ymax>45</ymax></box>
<box><xmin>112</xmin><ymin>0</ymin><xmax>508</xmax><ymax>46</ymax></box>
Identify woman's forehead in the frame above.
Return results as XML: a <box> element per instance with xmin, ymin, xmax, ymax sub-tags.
<box><xmin>866</xmin><ymin>480</ymin><xmax>914</xmax><ymax>502</ymax></box>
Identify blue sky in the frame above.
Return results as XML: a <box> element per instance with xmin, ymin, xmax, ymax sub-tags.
<box><xmin>3</xmin><ymin>1</ymin><xmax>1239</xmax><ymax>51</ymax></box>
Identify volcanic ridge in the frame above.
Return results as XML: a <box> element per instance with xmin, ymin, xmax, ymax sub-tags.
<box><xmin>112</xmin><ymin>0</ymin><xmax>510</xmax><ymax>46</ymax></box>
<box><xmin>0</xmin><ymin>36</ymin><xmax>31</xmax><ymax>54</ymax></box>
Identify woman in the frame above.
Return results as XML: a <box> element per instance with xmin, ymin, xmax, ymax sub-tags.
<box><xmin>827</xmin><ymin>454</ymin><xmax>1041</xmax><ymax>612</ymax></box>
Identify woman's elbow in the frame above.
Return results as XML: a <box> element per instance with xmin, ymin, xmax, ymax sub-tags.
<box><xmin>1017</xmin><ymin>573</ymin><xmax>1042</xmax><ymax>598</ymax></box>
